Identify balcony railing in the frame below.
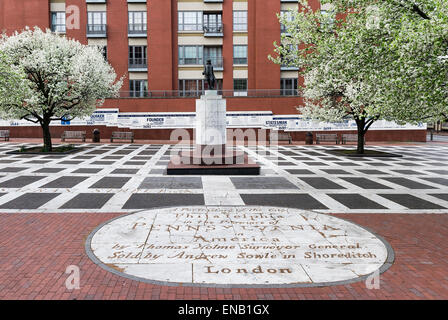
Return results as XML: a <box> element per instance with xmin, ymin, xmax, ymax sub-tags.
<box><xmin>87</xmin><ymin>24</ymin><xmax>107</xmax><ymax>37</ymax></box>
<box><xmin>117</xmin><ymin>89</ymin><xmax>300</xmax><ymax>99</ymax></box>
<box><xmin>129</xmin><ymin>58</ymin><xmax>147</xmax><ymax>70</ymax></box>
<box><xmin>203</xmin><ymin>24</ymin><xmax>224</xmax><ymax>36</ymax></box>
<box><xmin>128</xmin><ymin>24</ymin><xmax>147</xmax><ymax>36</ymax></box>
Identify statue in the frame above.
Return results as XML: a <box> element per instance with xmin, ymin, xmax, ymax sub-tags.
<box><xmin>203</xmin><ymin>59</ymin><xmax>216</xmax><ymax>90</ymax></box>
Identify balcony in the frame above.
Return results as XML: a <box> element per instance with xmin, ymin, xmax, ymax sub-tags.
<box><xmin>203</xmin><ymin>24</ymin><xmax>223</xmax><ymax>37</ymax></box>
<box><xmin>128</xmin><ymin>24</ymin><xmax>147</xmax><ymax>37</ymax></box>
<box><xmin>87</xmin><ymin>24</ymin><xmax>107</xmax><ymax>38</ymax></box>
<box><xmin>128</xmin><ymin>58</ymin><xmax>147</xmax><ymax>72</ymax></box>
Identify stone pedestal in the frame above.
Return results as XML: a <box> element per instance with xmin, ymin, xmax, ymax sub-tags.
<box><xmin>195</xmin><ymin>90</ymin><xmax>226</xmax><ymax>148</ymax></box>
<box><xmin>167</xmin><ymin>90</ymin><xmax>260</xmax><ymax>175</ymax></box>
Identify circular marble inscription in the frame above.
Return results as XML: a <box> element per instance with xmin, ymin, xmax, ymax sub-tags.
<box><xmin>86</xmin><ymin>206</ymin><xmax>393</xmax><ymax>287</ymax></box>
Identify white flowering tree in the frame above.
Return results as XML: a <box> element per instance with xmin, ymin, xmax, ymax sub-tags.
<box><xmin>0</xmin><ymin>28</ymin><xmax>123</xmax><ymax>151</ymax></box>
<box><xmin>271</xmin><ymin>0</ymin><xmax>448</xmax><ymax>153</ymax></box>
<box><xmin>0</xmin><ymin>51</ymin><xmax>27</xmax><ymax>113</ymax></box>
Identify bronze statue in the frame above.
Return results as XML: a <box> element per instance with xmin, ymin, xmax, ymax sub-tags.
<box><xmin>203</xmin><ymin>59</ymin><xmax>216</xmax><ymax>90</ymax></box>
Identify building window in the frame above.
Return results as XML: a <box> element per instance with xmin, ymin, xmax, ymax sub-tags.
<box><xmin>87</xmin><ymin>12</ymin><xmax>107</xmax><ymax>34</ymax></box>
<box><xmin>129</xmin><ymin>46</ymin><xmax>147</xmax><ymax>68</ymax></box>
<box><xmin>178</xmin><ymin>46</ymin><xmax>203</xmax><ymax>65</ymax></box>
<box><xmin>178</xmin><ymin>11</ymin><xmax>203</xmax><ymax>31</ymax></box>
<box><xmin>51</xmin><ymin>12</ymin><xmax>66</xmax><ymax>33</ymax></box>
<box><xmin>280</xmin><ymin>10</ymin><xmax>294</xmax><ymax>34</ymax></box>
<box><xmin>234</xmin><ymin>79</ymin><xmax>248</xmax><ymax>96</ymax></box>
<box><xmin>233</xmin><ymin>11</ymin><xmax>247</xmax><ymax>32</ymax></box>
<box><xmin>280</xmin><ymin>44</ymin><xmax>298</xmax><ymax>68</ymax></box>
<box><xmin>281</xmin><ymin>78</ymin><xmax>298</xmax><ymax>96</ymax></box>
<box><xmin>178</xmin><ymin>79</ymin><xmax>222</xmax><ymax>96</ymax></box>
<box><xmin>130</xmin><ymin>80</ymin><xmax>148</xmax><ymax>97</ymax></box>
<box><xmin>129</xmin><ymin>11</ymin><xmax>147</xmax><ymax>33</ymax></box>
<box><xmin>204</xmin><ymin>46</ymin><xmax>223</xmax><ymax>69</ymax></box>
<box><xmin>233</xmin><ymin>45</ymin><xmax>248</xmax><ymax>65</ymax></box>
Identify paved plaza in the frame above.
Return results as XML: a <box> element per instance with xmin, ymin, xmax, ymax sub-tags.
<box><xmin>0</xmin><ymin>141</ymin><xmax>447</xmax><ymax>300</ymax></box>
<box><xmin>0</xmin><ymin>142</ymin><xmax>447</xmax><ymax>213</ymax></box>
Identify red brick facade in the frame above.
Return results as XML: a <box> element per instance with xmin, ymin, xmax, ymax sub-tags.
<box><xmin>0</xmin><ymin>0</ymin><xmax>426</xmax><ymax>141</ymax></box>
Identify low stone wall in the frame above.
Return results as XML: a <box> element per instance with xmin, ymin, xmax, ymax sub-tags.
<box><xmin>0</xmin><ymin>126</ymin><xmax>427</xmax><ymax>143</ymax></box>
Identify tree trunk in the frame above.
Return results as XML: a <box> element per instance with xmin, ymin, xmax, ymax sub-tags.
<box><xmin>355</xmin><ymin>118</ymin><xmax>366</xmax><ymax>154</ymax></box>
<box><xmin>41</xmin><ymin>121</ymin><xmax>52</xmax><ymax>152</ymax></box>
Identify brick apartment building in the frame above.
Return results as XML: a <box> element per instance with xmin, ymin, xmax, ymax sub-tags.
<box><xmin>0</xmin><ymin>0</ymin><xmax>426</xmax><ymax>141</ymax></box>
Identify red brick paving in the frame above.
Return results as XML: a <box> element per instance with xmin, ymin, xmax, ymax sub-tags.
<box><xmin>0</xmin><ymin>212</ymin><xmax>447</xmax><ymax>300</ymax></box>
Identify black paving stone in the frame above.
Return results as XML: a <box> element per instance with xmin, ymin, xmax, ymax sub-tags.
<box><xmin>139</xmin><ymin>151</ymin><xmax>158</xmax><ymax>155</ymax></box>
<box><xmin>241</xmin><ymin>194</ymin><xmax>327</xmax><ymax>209</ymax></box>
<box><xmin>300</xmin><ymin>151</ymin><xmax>325</xmax><ymax>156</ymax></box>
<box><xmin>132</xmin><ymin>157</ymin><xmax>152</xmax><ymax>161</ymax></box>
<box><xmin>279</xmin><ymin>151</ymin><xmax>299</xmax><ymax>156</ymax></box>
<box><xmin>391</xmin><ymin>170</ymin><xmax>425</xmax><ymax>175</ymax></box>
<box><xmin>285</xmin><ymin>169</ymin><xmax>316</xmax><ymax>175</ymax></box>
<box><xmin>421</xmin><ymin>178</ymin><xmax>448</xmax><ymax>187</ymax></box>
<box><xmin>340</xmin><ymin>177</ymin><xmax>392</xmax><ymax>189</ymax></box>
<box><xmin>427</xmin><ymin>162</ymin><xmax>448</xmax><ymax>166</ymax></box>
<box><xmin>86</xmin><ymin>150</ymin><xmax>109</xmax><ymax>155</ymax></box>
<box><xmin>0</xmin><ymin>193</ymin><xmax>60</xmax><ymax>209</ymax></box>
<box><xmin>321</xmin><ymin>169</ymin><xmax>351</xmax><ymax>175</ymax></box>
<box><xmin>356</xmin><ymin>169</ymin><xmax>388</xmax><ymax>175</ymax></box>
<box><xmin>60</xmin><ymin>193</ymin><xmax>114</xmax><ymax>209</ymax></box>
<box><xmin>367</xmin><ymin>162</ymin><xmax>391</xmax><ymax>167</ymax></box>
<box><xmin>299</xmin><ymin>177</ymin><xmax>346</xmax><ymax>189</ymax></box>
<box><xmin>428</xmin><ymin>194</ymin><xmax>448</xmax><ymax>202</ymax></box>
<box><xmin>0</xmin><ymin>167</ymin><xmax>28</xmax><ymax>173</ymax></box>
<box><xmin>33</xmin><ymin>168</ymin><xmax>66</xmax><ymax>173</ymax></box>
<box><xmin>58</xmin><ymin>161</ymin><xmax>83</xmax><ymax>165</ymax></box>
<box><xmin>112</xmin><ymin>150</ymin><xmax>134</xmax><ymax>155</ymax></box>
<box><xmin>124</xmin><ymin>161</ymin><xmax>146</xmax><ymax>166</ymax></box>
<box><xmin>150</xmin><ymin>169</ymin><xmax>165</xmax><ymax>175</ymax></box>
<box><xmin>139</xmin><ymin>177</ymin><xmax>202</xmax><ymax>189</ymax></box>
<box><xmin>40</xmin><ymin>176</ymin><xmax>88</xmax><ymax>188</ymax></box>
<box><xmin>379</xmin><ymin>194</ymin><xmax>445</xmax><ymax>209</ymax></box>
<box><xmin>72</xmin><ymin>168</ymin><xmax>103</xmax><ymax>174</ymax></box>
<box><xmin>111</xmin><ymin>169</ymin><xmax>139</xmax><ymax>175</ymax></box>
<box><xmin>230</xmin><ymin>177</ymin><xmax>299</xmax><ymax>189</ymax></box>
<box><xmin>0</xmin><ymin>176</ymin><xmax>47</xmax><ymax>188</ymax></box>
<box><xmin>382</xmin><ymin>177</ymin><xmax>436</xmax><ymax>189</ymax></box>
<box><xmin>397</xmin><ymin>162</ymin><xmax>423</xmax><ymax>167</ymax></box>
<box><xmin>89</xmin><ymin>177</ymin><xmax>131</xmax><ymax>189</ymax></box>
<box><xmin>426</xmin><ymin>170</ymin><xmax>448</xmax><ymax>175</ymax></box>
<box><xmin>291</xmin><ymin>157</ymin><xmax>313</xmax><ymax>161</ymax></box>
<box><xmin>90</xmin><ymin>161</ymin><xmax>115</xmax><ymax>165</ymax></box>
<box><xmin>334</xmin><ymin>162</ymin><xmax>360</xmax><ymax>167</ymax></box>
<box><xmin>303</xmin><ymin>162</ymin><xmax>328</xmax><ymax>166</ymax></box>
<box><xmin>328</xmin><ymin>194</ymin><xmax>386</xmax><ymax>209</ymax></box>
<box><xmin>103</xmin><ymin>156</ymin><xmax>123</xmax><ymax>160</ymax></box>
<box><xmin>122</xmin><ymin>193</ymin><xmax>204</xmax><ymax>209</ymax></box>
<box><xmin>26</xmin><ymin>160</ymin><xmax>51</xmax><ymax>164</ymax></box>
<box><xmin>275</xmin><ymin>162</ymin><xmax>296</xmax><ymax>166</ymax></box>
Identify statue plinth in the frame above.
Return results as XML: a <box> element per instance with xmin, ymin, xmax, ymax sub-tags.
<box><xmin>167</xmin><ymin>90</ymin><xmax>260</xmax><ymax>175</ymax></box>
<box><xmin>195</xmin><ymin>90</ymin><xmax>226</xmax><ymax>149</ymax></box>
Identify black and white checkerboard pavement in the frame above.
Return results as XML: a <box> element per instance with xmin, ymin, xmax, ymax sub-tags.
<box><xmin>0</xmin><ymin>142</ymin><xmax>447</xmax><ymax>213</ymax></box>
